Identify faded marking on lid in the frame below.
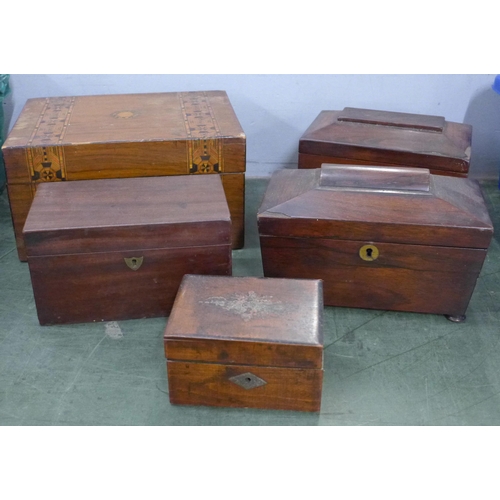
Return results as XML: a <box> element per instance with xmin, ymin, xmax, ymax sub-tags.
<box><xmin>200</xmin><ymin>291</ymin><xmax>288</xmax><ymax>322</ymax></box>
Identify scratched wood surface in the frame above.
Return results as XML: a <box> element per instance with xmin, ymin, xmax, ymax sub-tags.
<box><xmin>0</xmin><ymin>178</ymin><xmax>500</xmax><ymax>425</ymax></box>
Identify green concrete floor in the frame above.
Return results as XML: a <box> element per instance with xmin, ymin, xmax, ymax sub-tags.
<box><xmin>1</xmin><ymin>178</ymin><xmax>499</xmax><ymax>426</ymax></box>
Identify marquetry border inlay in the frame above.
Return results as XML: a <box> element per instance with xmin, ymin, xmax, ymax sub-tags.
<box><xmin>26</xmin><ymin>96</ymin><xmax>75</xmax><ymax>184</ymax></box>
<box><xmin>179</xmin><ymin>92</ymin><xmax>224</xmax><ymax>174</ymax></box>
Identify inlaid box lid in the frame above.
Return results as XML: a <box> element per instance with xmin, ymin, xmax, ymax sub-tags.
<box><xmin>23</xmin><ymin>175</ymin><xmax>231</xmax><ymax>257</ymax></box>
<box><xmin>258</xmin><ymin>165</ymin><xmax>493</xmax><ymax>249</ymax></box>
<box><xmin>2</xmin><ymin>91</ymin><xmax>246</xmax><ymax>185</ymax></box>
<box><xmin>299</xmin><ymin>107</ymin><xmax>472</xmax><ymax>176</ymax></box>
<box><xmin>164</xmin><ymin>275</ymin><xmax>323</xmax><ymax>369</ymax></box>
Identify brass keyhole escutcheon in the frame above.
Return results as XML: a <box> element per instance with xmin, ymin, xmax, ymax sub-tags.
<box><xmin>359</xmin><ymin>244</ymin><xmax>379</xmax><ymax>262</ymax></box>
<box><xmin>124</xmin><ymin>256</ymin><xmax>144</xmax><ymax>271</ymax></box>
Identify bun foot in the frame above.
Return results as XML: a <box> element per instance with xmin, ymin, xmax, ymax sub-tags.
<box><xmin>445</xmin><ymin>314</ymin><xmax>466</xmax><ymax>323</ymax></box>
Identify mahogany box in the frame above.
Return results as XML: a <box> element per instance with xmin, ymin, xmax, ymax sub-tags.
<box><xmin>258</xmin><ymin>164</ymin><xmax>493</xmax><ymax>321</ymax></box>
<box><xmin>164</xmin><ymin>275</ymin><xmax>324</xmax><ymax>412</ymax></box>
<box><xmin>23</xmin><ymin>175</ymin><xmax>232</xmax><ymax>325</ymax></box>
<box><xmin>2</xmin><ymin>90</ymin><xmax>246</xmax><ymax>261</ymax></box>
<box><xmin>298</xmin><ymin>107</ymin><xmax>472</xmax><ymax>178</ymax></box>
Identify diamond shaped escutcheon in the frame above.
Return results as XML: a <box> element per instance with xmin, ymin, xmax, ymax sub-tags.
<box><xmin>229</xmin><ymin>372</ymin><xmax>267</xmax><ymax>390</ymax></box>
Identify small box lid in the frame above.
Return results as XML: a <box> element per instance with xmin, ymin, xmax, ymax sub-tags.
<box><xmin>258</xmin><ymin>165</ymin><xmax>493</xmax><ymax>249</ymax></box>
<box><xmin>164</xmin><ymin>275</ymin><xmax>323</xmax><ymax>369</ymax></box>
<box><xmin>299</xmin><ymin>107</ymin><xmax>472</xmax><ymax>175</ymax></box>
<box><xmin>23</xmin><ymin>175</ymin><xmax>231</xmax><ymax>257</ymax></box>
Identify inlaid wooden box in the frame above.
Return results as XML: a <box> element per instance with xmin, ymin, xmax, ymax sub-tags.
<box><xmin>298</xmin><ymin>107</ymin><xmax>472</xmax><ymax>177</ymax></box>
<box><xmin>258</xmin><ymin>165</ymin><xmax>493</xmax><ymax>321</ymax></box>
<box><xmin>23</xmin><ymin>175</ymin><xmax>232</xmax><ymax>325</ymax></box>
<box><xmin>164</xmin><ymin>275</ymin><xmax>324</xmax><ymax>412</ymax></box>
<box><xmin>2</xmin><ymin>90</ymin><xmax>246</xmax><ymax>260</ymax></box>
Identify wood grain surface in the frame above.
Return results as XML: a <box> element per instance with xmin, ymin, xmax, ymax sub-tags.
<box><xmin>5</xmin><ymin>183</ymin><xmax>32</xmax><ymax>260</ymax></box>
<box><xmin>167</xmin><ymin>360</ymin><xmax>323</xmax><ymax>412</ymax></box>
<box><xmin>10</xmin><ymin>173</ymin><xmax>243</xmax><ymax>260</ymax></box>
<box><xmin>318</xmin><ymin>164</ymin><xmax>431</xmax><ymax>191</ymax></box>
<box><xmin>258</xmin><ymin>165</ymin><xmax>493</xmax><ymax>317</ymax></box>
<box><xmin>258</xmin><ymin>168</ymin><xmax>493</xmax><ymax>249</ymax></box>
<box><xmin>221</xmin><ymin>173</ymin><xmax>245</xmax><ymax>249</ymax></box>
<box><xmin>337</xmin><ymin>107</ymin><xmax>446</xmax><ymax>131</ymax></box>
<box><xmin>260</xmin><ymin>236</ymin><xmax>487</xmax><ymax>316</ymax></box>
<box><xmin>298</xmin><ymin>153</ymin><xmax>468</xmax><ymax>178</ymax></box>
<box><xmin>28</xmin><ymin>245</ymin><xmax>231</xmax><ymax>325</ymax></box>
<box><xmin>298</xmin><ymin>107</ymin><xmax>472</xmax><ymax>176</ymax></box>
<box><xmin>165</xmin><ymin>337</ymin><xmax>322</xmax><ymax>368</ymax></box>
<box><xmin>24</xmin><ymin>175</ymin><xmax>232</xmax><ymax>325</ymax></box>
<box><xmin>164</xmin><ymin>275</ymin><xmax>323</xmax><ymax>411</ymax></box>
<box><xmin>164</xmin><ymin>275</ymin><xmax>323</xmax><ymax>351</ymax></box>
<box><xmin>2</xmin><ymin>91</ymin><xmax>246</xmax><ymax>258</ymax></box>
<box><xmin>23</xmin><ymin>175</ymin><xmax>231</xmax><ymax>256</ymax></box>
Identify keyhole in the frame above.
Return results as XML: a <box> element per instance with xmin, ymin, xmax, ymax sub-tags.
<box><xmin>246</xmin><ymin>377</ymin><xmax>252</xmax><ymax>382</ymax></box>
<box><xmin>359</xmin><ymin>244</ymin><xmax>379</xmax><ymax>261</ymax></box>
<box><xmin>125</xmin><ymin>256</ymin><xmax>143</xmax><ymax>270</ymax></box>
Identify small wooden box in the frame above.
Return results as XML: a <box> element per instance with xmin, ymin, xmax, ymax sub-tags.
<box><xmin>298</xmin><ymin>107</ymin><xmax>472</xmax><ymax>177</ymax></box>
<box><xmin>23</xmin><ymin>175</ymin><xmax>232</xmax><ymax>325</ymax></box>
<box><xmin>2</xmin><ymin>90</ymin><xmax>246</xmax><ymax>260</ymax></box>
<box><xmin>258</xmin><ymin>165</ymin><xmax>493</xmax><ymax>321</ymax></box>
<box><xmin>164</xmin><ymin>275</ymin><xmax>324</xmax><ymax>412</ymax></box>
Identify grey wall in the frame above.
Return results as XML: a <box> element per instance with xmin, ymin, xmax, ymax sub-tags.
<box><xmin>4</xmin><ymin>74</ymin><xmax>500</xmax><ymax>179</ymax></box>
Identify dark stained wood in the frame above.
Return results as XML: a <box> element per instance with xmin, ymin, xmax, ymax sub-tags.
<box><xmin>165</xmin><ymin>275</ymin><xmax>323</xmax><ymax>353</ymax></box>
<box><xmin>23</xmin><ymin>175</ymin><xmax>231</xmax><ymax>256</ymax></box>
<box><xmin>167</xmin><ymin>361</ymin><xmax>323</xmax><ymax>412</ymax></box>
<box><xmin>221</xmin><ymin>173</ymin><xmax>245</xmax><ymax>249</ymax></box>
<box><xmin>164</xmin><ymin>275</ymin><xmax>323</xmax><ymax>412</ymax></box>
<box><xmin>337</xmin><ymin>107</ymin><xmax>445</xmax><ymax>132</ymax></box>
<box><xmin>258</xmin><ymin>167</ymin><xmax>493</xmax><ymax>249</ymax></box>
<box><xmin>318</xmin><ymin>164</ymin><xmax>431</xmax><ymax>191</ymax></box>
<box><xmin>24</xmin><ymin>176</ymin><xmax>232</xmax><ymax>325</ymax></box>
<box><xmin>298</xmin><ymin>107</ymin><xmax>472</xmax><ymax>176</ymax></box>
<box><xmin>29</xmin><ymin>246</ymin><xmax>231</xmax><ymax>325</ymax></box>
<box><xmin>165</xmin><ymin>338</ymin><xmax>322</xmax><ymax>369</ymax></box>
<box><xmin>10</xmin><ymin>172</ymin><xmax>243</xmax><ymax>261</ymax></box>
<box><xmin>5</xmin><ymin>183</ymin><xmax>33</xmax><ymax>260</ymax></box>
<box><xmin>298</xmin><ymin>153</ymin><xmax>468</xmax><ymax>178</ymax></box>
<box><xmin>2</xmin><ymin>91</ymin><xmax>246</xmax><ymax>259</ymax></box>
<box><xmin>260</xmin><ymin>236</ymin><xmax>487</xmax><ymax>316</ymax></box>
<box><xmin>258</xmin><ymin>165</ymin><xmax>493</xmax><ymax>318</ymax></box>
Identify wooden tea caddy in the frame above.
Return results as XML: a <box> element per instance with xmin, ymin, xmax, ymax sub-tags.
<box><xmin>23</xmin><ymin>175</ymin><xmax>232</xmax><ymax>325</ymax></box>
<box><xmin>164</xmin><ymin>275</ymin><xmax>324</xmax><ymax>412</ymax></box>
<box><xmin>258</xmin><ymin>164</ymin><xmax>493</xmax><ymax>322</ymax></box>
<box><xmin>298</xmin><ymin>107</ymin><xmax>472</xmax><ymax>177</ymax></box>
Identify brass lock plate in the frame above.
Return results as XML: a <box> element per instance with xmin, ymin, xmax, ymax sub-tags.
<box><xmin>124</xmin><ymin>256</ymin><xmax>144</xmax><ymax>271</ymax></box>
<box><xmin>359</xmin><ymin>244</ymin><xmax>379</xmax><ymax>262</ymax></box>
